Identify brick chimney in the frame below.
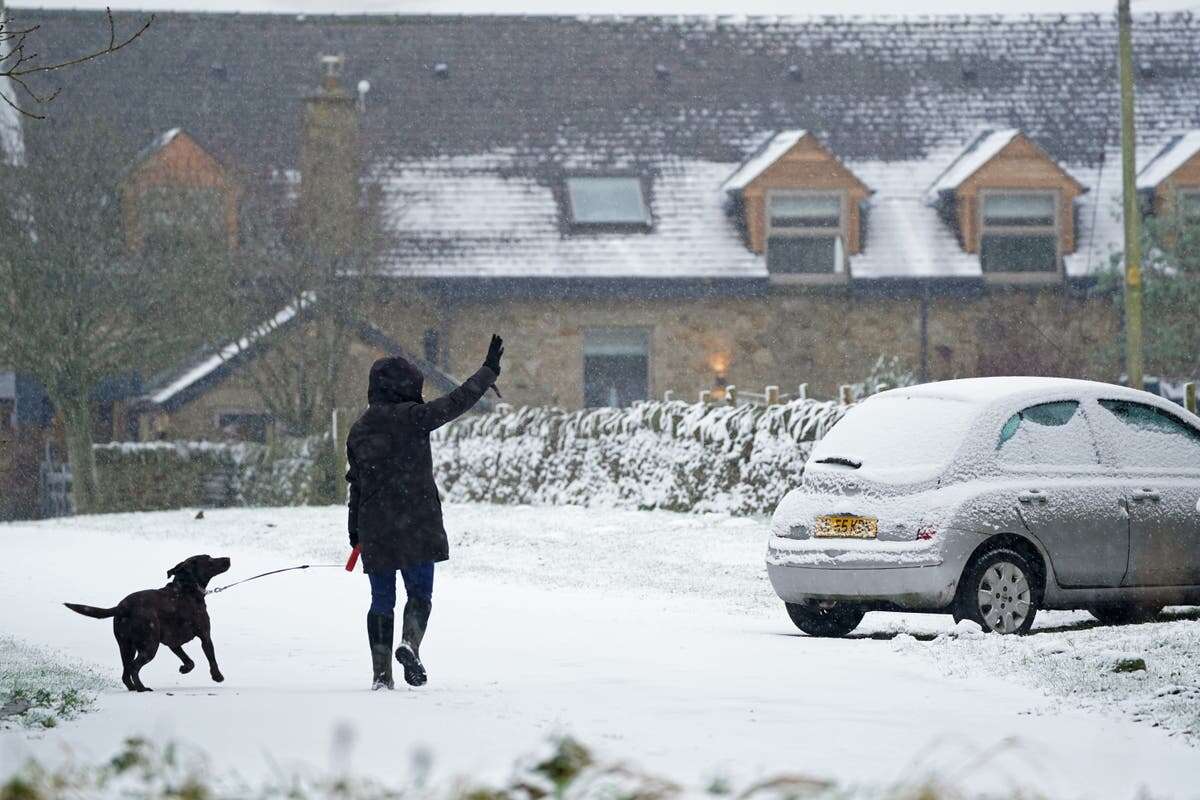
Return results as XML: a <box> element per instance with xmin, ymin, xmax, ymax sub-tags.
<box><xmin>297</xmin><ymin>54</ymin><xmax>360</xmax><ymax>264</ymax></box>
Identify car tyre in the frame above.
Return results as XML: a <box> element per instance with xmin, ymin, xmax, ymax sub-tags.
<box><xmin>1088</xmin><ymin>603</ymin><xmax>1163</xmax><ymax>626</ymax></box>
<box><xmin>785</xmin><ymin>601</ymin><xmax>865</xmax><ymax>637</ymax></box>
<box><xmin>960</xmin><ymin>548</ymin><xmax>1038</xmax><ymax>635</ymax></box>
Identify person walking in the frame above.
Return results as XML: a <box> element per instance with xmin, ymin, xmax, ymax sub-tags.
<box><xmin>347</xmin><ymin>335</ymin><xmax>504</xmax><ymax>689</ymax></box>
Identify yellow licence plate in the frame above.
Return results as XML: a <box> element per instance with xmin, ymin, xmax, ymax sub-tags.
<box><xmin>814</xmin><ymin>515</ymin><xmax>878</xmax><ymax>539</ymax></box>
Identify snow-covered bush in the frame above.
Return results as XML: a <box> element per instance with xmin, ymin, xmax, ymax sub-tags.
<box><xmin>92</xmin><ymin>398</ymin><xmax>847</xmax><ymax>516</ymax></box>
<box><xmin>432</xmin><ymin>398</ymin><xmax>847</xmax><ymax>516</ymax></box>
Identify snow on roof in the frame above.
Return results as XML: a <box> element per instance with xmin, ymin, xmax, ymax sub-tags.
<box><xmin>148</xmin><ymin>293</ymin><xmax>314</xmax><ymax>405</ymax></box>
<box><xmin>380</xmin><ymin>155</ymin><xmax>764</xmax><ymax>280</ymax></box>
<box><xmin>848</xmin><ymin>147</ymin><xmax>983</xmax><ymax>278</ymax></box>
<box><xmin>925</xmin><ymin>129</ymin><xmax>1020</xmax><ymax>202</ymax></box>
<box><xmin>372</xmin><ymin>132</ymin><xmax>1144</xmax><ymax>282</ymax></box>
<box><xmin>719</xmin><ymin>130</ymin><xmax>807</xmax><ymax>193</ymax></box>
<box><xmin>1136</xmin><ymin>131</ymin><xmax>1200</xmax><ymax>190</ymax></box>
<box><xmin>131</xmin><ymin>127</ymin><xmax>184</xmax><ymax>169</ymax></box>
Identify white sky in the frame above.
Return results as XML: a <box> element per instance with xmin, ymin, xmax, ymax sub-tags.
<box><xmin>11</xmin><ymin>0</ymin><xmax>1200</xmax><ymax>15</ymax></box>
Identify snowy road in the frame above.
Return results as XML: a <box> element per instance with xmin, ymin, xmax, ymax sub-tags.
<box><xmin>2</xmin><ymin>505</ymin><xmax>1199</xmax><ymax>798</ymax></box>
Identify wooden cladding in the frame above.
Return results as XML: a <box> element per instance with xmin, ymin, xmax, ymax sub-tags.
<box><xmin>953</xmin><ymin>135</ymin><xmax>1084</xmax><ymax>258</ymax></box>
<box><xmin>121</xmin><ymin>132</ymin><xmax>239</xmax><ymax>253</ymax></box>
<box><xmin>739</xmin><ymin>135</ymin><xmax>870</xmax><ymax>256</ymax></box>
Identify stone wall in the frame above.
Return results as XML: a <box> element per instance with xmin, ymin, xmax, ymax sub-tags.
<box><xmin>140</xmin><ymin>282</ymin><xmax>1120</xmax><ymax>438</ymax></box>
<box><xmin>368</xmin><ymin>285</ymin><xmax>1119</xmax><ymax>409</ymax></box>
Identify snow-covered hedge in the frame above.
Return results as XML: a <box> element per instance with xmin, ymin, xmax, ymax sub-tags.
<box><xmin>432</xmin><ymin>398</ymin><xmax>847</xmax><ymax>516</ymax></box>
<box><xmin>92</xmin><ymin>399</ymin><xmax>847</xmax><ymax>516</ymax></box>
<box><xmin>92</xmin><ymin>436</ymin><xmax>331</xmax><ymax>512</ymax></box>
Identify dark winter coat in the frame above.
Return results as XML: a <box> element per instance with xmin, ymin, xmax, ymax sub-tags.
<box><xmin>346</xmin><ymin>357</ymin><xmax>497</xmax><ymax>573</ymax></box>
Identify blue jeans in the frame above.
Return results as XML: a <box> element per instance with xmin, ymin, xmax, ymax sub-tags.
<box><xmin>368</xmin><ymin>563</ymin><xmax>435</xmax><ymax>616</ymax></box>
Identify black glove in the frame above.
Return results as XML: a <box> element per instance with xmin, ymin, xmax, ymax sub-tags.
<box><xmin>484</xmin><ymin>334</ymin><xmax>504</xmax><ymax>376</ymax></box>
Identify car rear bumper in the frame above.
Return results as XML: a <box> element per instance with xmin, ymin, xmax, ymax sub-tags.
<box><xmin>765</xmin><ymin>534</ymin><xmax>973</xmax><ymax>610</ymax></box>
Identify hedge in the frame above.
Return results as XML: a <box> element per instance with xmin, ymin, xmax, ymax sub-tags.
<box><xmin>92</xmin><ymin>436</ymin><xmax>333</xmax><ymax>513</ymax></box>
<box><xmin>431</xmin><ymin>398</ymin><xmax>847</xmax><ymax>516</ymax></box>
<box><xmin>90</xmin><ymin>398</ymin><xmax>848</xmax><ymax>517</ymax></box>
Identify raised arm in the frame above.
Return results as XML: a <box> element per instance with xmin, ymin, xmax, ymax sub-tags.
<box><xmin>409</xmin><ymin>335</ymin><xmax>504</xmax><ymax>432</ymax></box>
<box><xmin>409</xmin><ymin>366</ymin><xmax>497</xmax><ymax>432</ymax></box>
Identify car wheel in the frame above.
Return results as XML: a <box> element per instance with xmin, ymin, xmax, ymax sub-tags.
<box><xmin>1088</xmin><ymin>603</ymin><xmax>1163</xmax><ymax>626</ymax></box>
<box><xmin>961</xmin><ymin>548</ymin><xmax>1038</xmax><ymax>635</ymax></box>
<box><xmin>784</xmin><ymin>601</ymin><xmax>865</xmax><ymax>637</ymax></box>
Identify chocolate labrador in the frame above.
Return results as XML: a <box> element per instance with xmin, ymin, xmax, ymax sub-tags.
<box><xmin>65</xmin><ymin>554</ymin><xmax>231</xmax><ymax>692</ymax></box>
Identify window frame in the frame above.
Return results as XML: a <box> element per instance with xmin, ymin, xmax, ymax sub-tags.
<box><xmin>564</xmin><ymin>176</ymin><xmax>652</xmax><ymax>230</ymax></box>
<box><xmin>764</xmin><ymin>188</ymin><xmax>848</xmax><ymax>283</ymax></box>
<box><xmin>977</xmin><ymin>188</ymin><xmax>1062</xmax><ymax>283</ymax></box>
<box><xmin>581</xmin><ymin>326</ymin><xmax>653</xmax><ymax>408</ymax></box>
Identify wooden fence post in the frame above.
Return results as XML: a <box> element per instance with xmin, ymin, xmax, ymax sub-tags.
<box><xmin>726</xmin><ymin>385</ymin><xmax>738</xmax><ymax>405</ymax></box>
<box><xmin>699</xmin><ymin>390</ymin><xmax>711</xmax><ymax>405</ymax></box>
<box><xmin>663</xmin><ymin>390</ymin><xmax>675</xmax><ymax>402</ymax></box>
<box><xmin>1186</xmin><ymin>382</ymin><xmax>1197</xmax><ymax>414</ymax></box>
<box><xmin>765</xmin><ymin>385</ymin><xmax>780</xmax><ymax>405</ymax></box>
<box><xmin>839</xmin><ymin>385</ymin><xmax>854</xmax><ymax>405</ymax></box>
<box><xmin>797</xmin><ymin>383</ymin><xmax>808</xmax><ymax>400</ymax></box>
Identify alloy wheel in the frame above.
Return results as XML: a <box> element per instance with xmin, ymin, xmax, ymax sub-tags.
<box><xmin>976</xmin><ymin>560</ymin><xmax>1032</xmax><ymax>634</ymax></box>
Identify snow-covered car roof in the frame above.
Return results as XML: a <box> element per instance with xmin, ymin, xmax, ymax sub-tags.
<box><xmin>873</xmin><ymin>377</ymin><xmax>1164</xmax><ymax>410</ymax></box>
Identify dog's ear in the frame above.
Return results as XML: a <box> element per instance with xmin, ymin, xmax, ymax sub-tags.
<box><xmin>167</xmin><ymin>559</ymin><xmax>191</xmax><ymax>580</ymax></box>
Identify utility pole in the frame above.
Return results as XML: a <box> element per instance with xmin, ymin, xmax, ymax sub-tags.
<box><xmin>1118</xmin><ymin>0</ymin><xmax>1144</xmax><ymax>390</ymax></box>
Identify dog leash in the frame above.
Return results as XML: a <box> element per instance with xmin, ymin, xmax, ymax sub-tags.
<box><xmin>206</xmin><ymin>564</ymin><xmax>344</xmax><ymax>596</ymax></box>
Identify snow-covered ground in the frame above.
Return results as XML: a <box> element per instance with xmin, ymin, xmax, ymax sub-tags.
<box><xmin>1</xmin><ymin>504</ymin><xmax>1199</xmax><ymax>798</ymax></box>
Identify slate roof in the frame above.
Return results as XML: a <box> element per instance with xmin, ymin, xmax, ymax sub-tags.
<box><xmin>7</xmin><ymin>9</ymin><xmax>1200</xmax><ymax>283</ymax></box>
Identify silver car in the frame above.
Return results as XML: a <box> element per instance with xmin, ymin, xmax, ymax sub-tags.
<box><xmin>767</xmin><ymin>377</ymin><xmax>1200</xmax><ymax>636</ymax></box>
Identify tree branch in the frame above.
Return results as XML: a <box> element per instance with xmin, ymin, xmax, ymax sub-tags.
<box><xmin>0</xmin><ymin>8</ymin><xmax>154</xmax><ymax>119</ymax></box>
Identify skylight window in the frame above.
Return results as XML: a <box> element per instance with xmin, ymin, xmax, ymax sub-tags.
<box><xmin>566</xmin><ymin>177</ymin><xmax>650</xmax><ymax>226</ymax></box>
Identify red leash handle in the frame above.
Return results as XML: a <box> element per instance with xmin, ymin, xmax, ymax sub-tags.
<box><xmin>345</xmin><ymin>545</ymin><xmax>361</xmax><ymax>572</ymax></box>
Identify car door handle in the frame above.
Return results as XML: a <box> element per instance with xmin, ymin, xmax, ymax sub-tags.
<box><xmin>1017</xmin><ymin>490</ymin><xmax>1048</xmax><ymax>504</ymax></box>
<box><xmin>1131</xmin><ymin>489</ymin><xmax>1161</xmax><ymax>502</ymax></box>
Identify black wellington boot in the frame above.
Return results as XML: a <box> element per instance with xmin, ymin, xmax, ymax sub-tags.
<box><xmin>395</xmin><ymin>598</ymin><xmax>431</xmax><ymax>687</ymax></box>
<box><xmin>367</xmin><ymin>611</ymin><xmax>394</xmax><ymax>690</ymax></box>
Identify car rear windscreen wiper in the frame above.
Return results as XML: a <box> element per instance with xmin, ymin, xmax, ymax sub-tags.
<box><xmin>814</xmin><ymin>456</ymin><xmax>862</xmax><ymax>469</ymax></box>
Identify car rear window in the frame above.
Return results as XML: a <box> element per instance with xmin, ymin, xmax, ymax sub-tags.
<box><xmin>810</xmin><ymin>395</ymin><xmax>977</xmax><ymax>480</ymax></box>
<box><xmin>1097</xmin><ymin>400</ymin><xmax>1200</xmax><ymax>470</ymax></box>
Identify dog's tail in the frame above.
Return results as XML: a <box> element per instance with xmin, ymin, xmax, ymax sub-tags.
<box><xmin>64</xmin><ymin>602</ymin><xmax>117</xmax><ymax>619</ymax></box>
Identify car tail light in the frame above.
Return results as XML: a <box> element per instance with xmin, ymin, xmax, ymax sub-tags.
<box><xmin>916</xmin><ymin>526</ymin><xmax>936</xmax><ymax>541</ymax></box>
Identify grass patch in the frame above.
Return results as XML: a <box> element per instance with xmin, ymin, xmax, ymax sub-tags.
<box><xmin>0</xmin><ymin>734</ymin><xmax>1156</xmax><ymax>800</ymax></box>
<box><xmin>0</xmin><ymin>636</ymin><xmax>112</xmax><ymax>730</ymax></box>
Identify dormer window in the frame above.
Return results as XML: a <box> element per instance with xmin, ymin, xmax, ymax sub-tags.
<box><xmin>766</xmin><ymin>191</ymin><xmax>845</xmax><ymax>274</ymax></box>
<box><xmin>122</xmin><ymin>129</ymin><xmax>238</xmax><ymax>253</ymax></box>
<box><xmin>979</xmin><ymin>191</ymin><xmax>1059</xmax><ymax>273</ymax></box>
<box><xmin>929</xmin><ymin>130</ymin><xmax>1084</xmax><ymax>282</ymax></box>
<box><xmin>566</xmin><ymin>177</ymin><xmax>650</xmax><ymax>227</ymax></box>
<box><xmin>720</xmin><ymin>130</ymin><xmax>871</xmax><ymax>283</ymax></box>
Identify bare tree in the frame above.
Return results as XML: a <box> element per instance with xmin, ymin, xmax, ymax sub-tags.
<box><xmin>223</xmin><ymin>173</ymin><xmax>391</xmax><ymax>437</ymax></box>
<box><xmin>0</xmin><ymin>118</ymin><xmax>231</xmax><ymax>512</ymax></box>
<box><xmin>1</xmin><ymin>5</ymin><xmax>153</xmax><ymax>119</ymax></box>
